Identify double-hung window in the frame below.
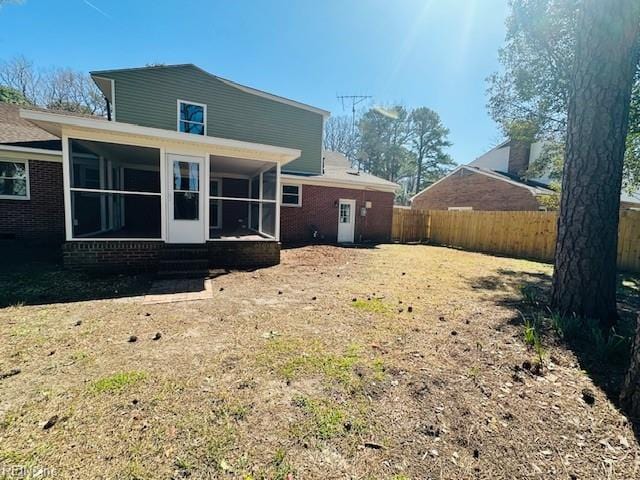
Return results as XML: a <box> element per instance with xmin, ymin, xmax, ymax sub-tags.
<box><xmin>178</xmin><ymin>100</ymin><xmax>206</xmax><ymax>135</ymax></box>
<box><xmin>0</xmin><ymin>159</ymin><xmax>29</xmax><ymax>200</ymax></box>
<box><xmin>281</xmin><ymin>184</ymin><xmax>301</xmax><ymax>207</ymax></box>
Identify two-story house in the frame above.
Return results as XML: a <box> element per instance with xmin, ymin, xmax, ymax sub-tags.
<box><xmin>0</xmin><ymin>64</ymin><xmax>397</xmax><ymax>275</ymax></box>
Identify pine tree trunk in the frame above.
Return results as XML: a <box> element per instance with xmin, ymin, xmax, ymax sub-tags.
<box><xmin>551</xmin><ymin>0</ymin><xmax>640</xmax><ymax>326</ymax></box>
<box><xmin>621</xmin><ymin>315</ymin><xmax>640</xmax><ymax>416</ymax></box>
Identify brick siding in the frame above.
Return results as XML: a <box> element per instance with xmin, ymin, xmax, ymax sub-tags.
<box><xmin>0</xmin><ymin>160</ymin><xmax>65</xmax><ymax>243</ymax></box>
<box><xmin>63</xmin><ymin>240</ymin><xmax>280</xmax><ymax>273</ymax></box>
<box><xmin>280</xmin><ymin>184</ymin><xmax>394</xmax><ymax>244</ymax></box>
<box><xmin>207</xmin><ymin>241</ymin><xmax>280</xmax><ymax>268</ymax></box>
<box><xmin>411</xmin><ymin>169</ymin><xmax>541</xmax><ymax>211</ymax></box>
<box><xmin>63</xmin><ymin>241</ymin><xmax>164</xmax><ymax>273</ymax></box>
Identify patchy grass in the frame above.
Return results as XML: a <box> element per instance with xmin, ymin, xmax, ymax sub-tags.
<box><xmin>1</xmin><ymin>244</ymin><xmax>639</xmax><ymax>479</ymax></box>
<box><xmin>90</xmin><ymin>371</ymin><xmax>147</xmax><ymax>393</ymax></box>
<box><xmin>351</xmin><ymin>297</ymin><xmax>392</xmax><ymax>314</ymax></box>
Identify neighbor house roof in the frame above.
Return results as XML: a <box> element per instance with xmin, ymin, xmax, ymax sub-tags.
<box><xmin>410</xmin><ymin>165</ymin><xmax>557</xmax><ymax>202</ymax></box>
<box><xmin>281</xmin><ymin>151</ymin><xmax>398</xmax><ymax>193</ymax></box>
<box><xmin>90</xmin><ymin>64</ymin><xmax>331</xmax><ymax>118</ymax></box>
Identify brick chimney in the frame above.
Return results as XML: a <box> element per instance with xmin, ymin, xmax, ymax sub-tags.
<box><xmin>507</xmin><ymin>140</ymin><xmax>532</xmax><ymax>177</ymax></box>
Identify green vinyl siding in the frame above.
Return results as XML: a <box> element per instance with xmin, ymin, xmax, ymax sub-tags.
<box><xmin>102</xmin><ymin>65</ymin><xmax>323</xmax><ymax>174</ymax></box>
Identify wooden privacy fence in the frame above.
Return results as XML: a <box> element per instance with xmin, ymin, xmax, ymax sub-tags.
<box><xmin>392</xmin><ymin>208</ymin><xmax>640</xmax><ymax>272</ymax></box>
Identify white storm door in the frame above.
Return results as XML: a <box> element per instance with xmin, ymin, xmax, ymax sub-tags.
<box><xmin>167</xmin><ymin>154</ymin><xmax>205</xmax><ymax>243</ymax></box>
<box><xmin>337</xmin><ymin>199</ymin><xmax>356</xmax><ymax>243</ymax></box>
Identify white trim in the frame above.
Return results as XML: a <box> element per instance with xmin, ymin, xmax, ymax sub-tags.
<box><xmin>207</xmin><ymin>195</ymin><xmax>276</xmax><ymax>203</ymax></box>
<box><xmin>0</xmin><ymin>144</ymin><xmax>62</xmax><ymax>157</ymax></box>
<box><xmin>409</xmin><ymin>165</ymin><xmax>551</xmax><ymax>202</ymax></box>
<box><xmin>177</xmin><ymin>99</ymin><xmax>207</xmax><ymax>136</ymax></box>
<box><xmin>281</xmin><ymin>183</ymin><xmax>302</xmax><ymax>207</ymax></box>
<box><xmin>62</xmin><ymin>135</ymin><xmax>73</xmax><ymax>240</ymax></box>
<box><xmin>0</xmin><ymin>158</ymin><xmax>30</xmax><ymax>200</ymax></box>
<box><xmin>280</xmin><ymin>173</ymin><xmax>397</xmax><ymax>193</ymax></box>
<box><xmin>111</xmin><ymin>78</ymin><xmax>116</xmax><ymax>121</ymax></box>
<box><xmin>20</xmin><ymin>109</ymin><xmax>302</xmax><ymax>164</ymax></box>
<box><xmin>275</xmin><ymin>163</ymin><xmax>281</xmax><ymax>241</ymax></box>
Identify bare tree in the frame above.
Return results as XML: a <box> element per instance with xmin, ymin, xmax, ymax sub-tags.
<box><xmin>43</xmin><ymin>68</ymin><xmax>106</xmax><ymax>115</ymax></box>
<box><xmin>0</xmin><ymin>55</ymin><xmax>41</xmax><ymax>103</ymax></box>
<box><xmin>0</xmin><ymin>56</ymin><xmax>106</xmax><ymax>116</ymax></box>
<box><xmin>550</xmin><ymin>0</ymin><xmax>640</xmax><ymax>324</ymax></box>
<box><xmin>323</xmin><ymin>115</ymin><xmax>359</xmax><ymax>163</ymax></box>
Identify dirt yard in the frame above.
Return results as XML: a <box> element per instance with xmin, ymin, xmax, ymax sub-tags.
<box><xmin>1</xmin><ymin>244</ymin><xmax>639</xmax><ymax>479</ymax></box>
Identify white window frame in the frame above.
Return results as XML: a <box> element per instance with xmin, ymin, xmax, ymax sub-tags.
<box><xmin>0</xmin><ymin>158</ymin><xmax>30</xmax><ymax>200</ymax></box>
<box><xmin>177</xmin><ymin>99</ymin><xmax>207</xmax><ymax>136</ymax></box>
<box><xmin>281</xmin><ymin>183</ymin><xmax>302</xmax><ymax>207</ymax></box>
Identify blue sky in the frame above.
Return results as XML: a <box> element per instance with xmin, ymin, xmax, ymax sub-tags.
<box><xmin>0</xmin><ymin>0</ymin><xmax>510</xmax><ymax>164</ymax></box>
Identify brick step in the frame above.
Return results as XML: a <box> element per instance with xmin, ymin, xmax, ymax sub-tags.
<box><xmin>160</xmin><ymin>247</ymin><xmax>209</xmax><ymax>260</ymax></box>
<box><xmin>156</xmin><ymin>269</ymin><xmax>210</xmax><ymax>280</ymax></box>
<box><xmin>159</xmin><ymin>258</ymin><xmax>209</xmax><ymax>269</ymax></box>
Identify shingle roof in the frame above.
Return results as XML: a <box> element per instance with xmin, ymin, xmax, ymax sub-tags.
<box><xmin>0</xmin><ymin>103</ymin><xmax>59</xmax><ymax>147</ymax></box>
<box><xmin>321</xmin><ymin>151</ymin><xmax>398</xmax><ymax>189</ymax></box>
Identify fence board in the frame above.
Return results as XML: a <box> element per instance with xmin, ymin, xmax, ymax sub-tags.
<box><xmin>392</xmin><ymin>207</ymin><xmax>640</xmax><ymax>272</ymax></box>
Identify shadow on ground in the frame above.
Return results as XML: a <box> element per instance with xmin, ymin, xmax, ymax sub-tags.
<box><xmin>0</xmin><ymin>243</ymin><xmax>238</xmax><ymax>307</ymax></box>
<box><xmin>468</xmin><ymin>267</ymin><xmax>640</xmax><ymax>441</ymax></box>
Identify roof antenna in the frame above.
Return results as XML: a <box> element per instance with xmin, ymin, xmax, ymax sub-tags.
<box><xmin>336</xmin><ymin>94</ymin><xmax>371</xmax><ymax>172</ymax></box>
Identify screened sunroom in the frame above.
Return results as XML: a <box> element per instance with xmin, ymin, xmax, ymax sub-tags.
<box><xmin>20</xmin><ymin>109</ymin><xmax>300</xmax><ymax>245</ymax></box>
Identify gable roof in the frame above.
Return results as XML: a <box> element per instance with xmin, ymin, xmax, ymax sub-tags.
<box><xmin>410</xmin><ymin>165</ymin><xmax>556</xmax><ymax>202</ymax></box>
<box><xmin>90</xmin><ymin>64</ymin><xmax>330</xmax><ymax>118</ymax></box>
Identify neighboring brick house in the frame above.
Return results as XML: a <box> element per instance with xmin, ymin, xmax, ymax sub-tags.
<box><xmin>411</xmin><ymin>139</ymin><xmax>640</xmax><ymax>211</ymax></box>
<box><xmin>0</xmin><ymin>65</ymin><xmax>397</xmax><ymax>274</ymax></box>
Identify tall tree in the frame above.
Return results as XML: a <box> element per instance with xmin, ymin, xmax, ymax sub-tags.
<box><xmin>551</xmin><ymin>0</ymin><xmax>640</xmax><ymax>324</ymax></box>
<box><xmin>0</xmin><ymin>85</ymin><xmax>31</xmax><ymax>105</ymax></box>
<box><xmin>358</xmin><ymin>106</ymin><xmax>414</xmax><ymax>183</ymax></box>
<box><xmin>408</xmin><ymin>107</ymin><xmax>454</xmax><ymax>193</ymax></box>
<box><xmin>487</xmin><ymin>0</ymin><xmax>640</xmax><ymax>193</ymax></box>
<box><xmin>323</xmin><ymin>115</ymin><xmax>359</xmax><ymax>163</ymax></box>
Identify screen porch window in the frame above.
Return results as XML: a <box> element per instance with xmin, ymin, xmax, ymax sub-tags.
<box><xmin>208</xmin><ymin>158</ymin><xmax>278</xmax><ymax>240</ymax></box>
<box><xmin>0</xmin><ymin>160</ymin><xmax>29</xmax><ymax>199</ymax></box>
<box><xmin>281</xmin><ymin>184</ymin><xmax>301</xmax><ymax>206</ymax></box>
<box><xmin>68</xmin><ymin>139</ymin><xmax>161</xmax><ymax>239</ymax></box>
<box><xmin>178</xmin><ymin>100</ymin><xmax>206</xmax><ymax>135</ymax></box>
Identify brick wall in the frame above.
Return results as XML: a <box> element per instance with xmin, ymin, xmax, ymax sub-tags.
<box><xmin>63</xmin><ymin>240</ymin><xmax>280</xmax><ymax>273</ymax></box>
<box><xmin>280</xmin><ymin>184</ymin><xmax>394</xmax><ymax>244</ymax></box>
<box><xmin>507</xmin><ymin>140</ymin><xmax>532</xmax><ymax>176</ymax></box>
<box><xmin>0</xmin><ymin>160</ymin><xmax>65</xmax><ymax>243</ymax></box>
<box><xmin>411</xmin><ymin>169</ymin><xmax>541</xmax><ymax>211</ymax></box>
<box><xmin>207</xmin><ymin>241</ymin><xmax>280</xmax><ymax>268</ymax></box>
<box><xmin>63</xmin><ymin>241</ymin><xmax>164</xmax><ymax>273</ymax></box>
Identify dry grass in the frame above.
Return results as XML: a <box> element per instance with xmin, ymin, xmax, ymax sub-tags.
<box><xmin>1</xmin><ymin>244</ymin><xmax>639</xmax><ymax>479</ymax></box>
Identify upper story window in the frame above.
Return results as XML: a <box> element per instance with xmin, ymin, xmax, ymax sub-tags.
<box><xmin>0</xmin><ymin>159</ymin><xmax>29</xmax><ymax>200</ymax></box>
<box><xmin>178</xmin><ymin>100</ymin><xmax>206</xmax><ymax>135</ymax></box>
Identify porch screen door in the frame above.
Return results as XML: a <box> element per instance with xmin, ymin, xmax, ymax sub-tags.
<box><xmin>167</xmin><ymin>154</ymin><xmax>205</xmax><ymax>243</ymax></box>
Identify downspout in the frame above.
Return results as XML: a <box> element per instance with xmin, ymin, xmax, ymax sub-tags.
<box><xmin>105</xmin><ymin>98</ymin><xmax>112</xmax><ymax>121</ymax></box>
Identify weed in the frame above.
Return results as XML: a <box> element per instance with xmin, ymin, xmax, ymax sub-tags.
<box><xmin>292</xmin><ymin>396</ymin><xmax>363</xmax><ymax>440</ymax></box>
<box><xmin>468</xmin><ymin>365</ymin><xmax>480</xmax><ymax>382</ymax></box>
<box><xmin>352</xmin><ymin>298</ymin><xmax>392</xmax><ymax>314</ymax></box>
<box><xmin>523</xmin><ymin>319</ymin><xmax>536</xmax><ymax>347</ymax></box>
<box><xmin>91</xmin><ymin>371</ymin><xmax>147</xmax><ymax>393</ymax></box>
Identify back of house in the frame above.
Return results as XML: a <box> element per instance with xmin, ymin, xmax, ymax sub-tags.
<box><xmin>0</xmin><ymin>64</ymin><xmax>397</xmax><ymax>274</ymax></box>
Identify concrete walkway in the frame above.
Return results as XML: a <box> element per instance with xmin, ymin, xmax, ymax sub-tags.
<box><xmin>142</xmin><ymin>277</ymin><xmax>214</xmax><ymax>304</ymax></box>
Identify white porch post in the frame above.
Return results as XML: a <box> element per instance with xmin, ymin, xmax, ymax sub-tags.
<box><xmin>275</xmin><ymin>163</ymin><xmax>281</xmax><ymax>241</ymax></box>
<box><xmin>61</xmin><ymin>134</ymin><xmax>73</xmax><ymax>241</ymax></box>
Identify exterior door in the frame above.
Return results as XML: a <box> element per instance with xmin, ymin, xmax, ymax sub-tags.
<box><xmin>167</xmin><ymin>153</ymin><xmax>205</xmax><ymax>243</ymax></box>
<box><xmin>337</xmin><ymin>199</ymin><xmax>356</xmax><ymax>243</ymax></box>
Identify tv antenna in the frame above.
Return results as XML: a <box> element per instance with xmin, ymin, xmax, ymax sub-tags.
<box><xmin>337</xmin><ymin>94</ymin><xmax>372</xmax><ymax>134</ymax></box>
